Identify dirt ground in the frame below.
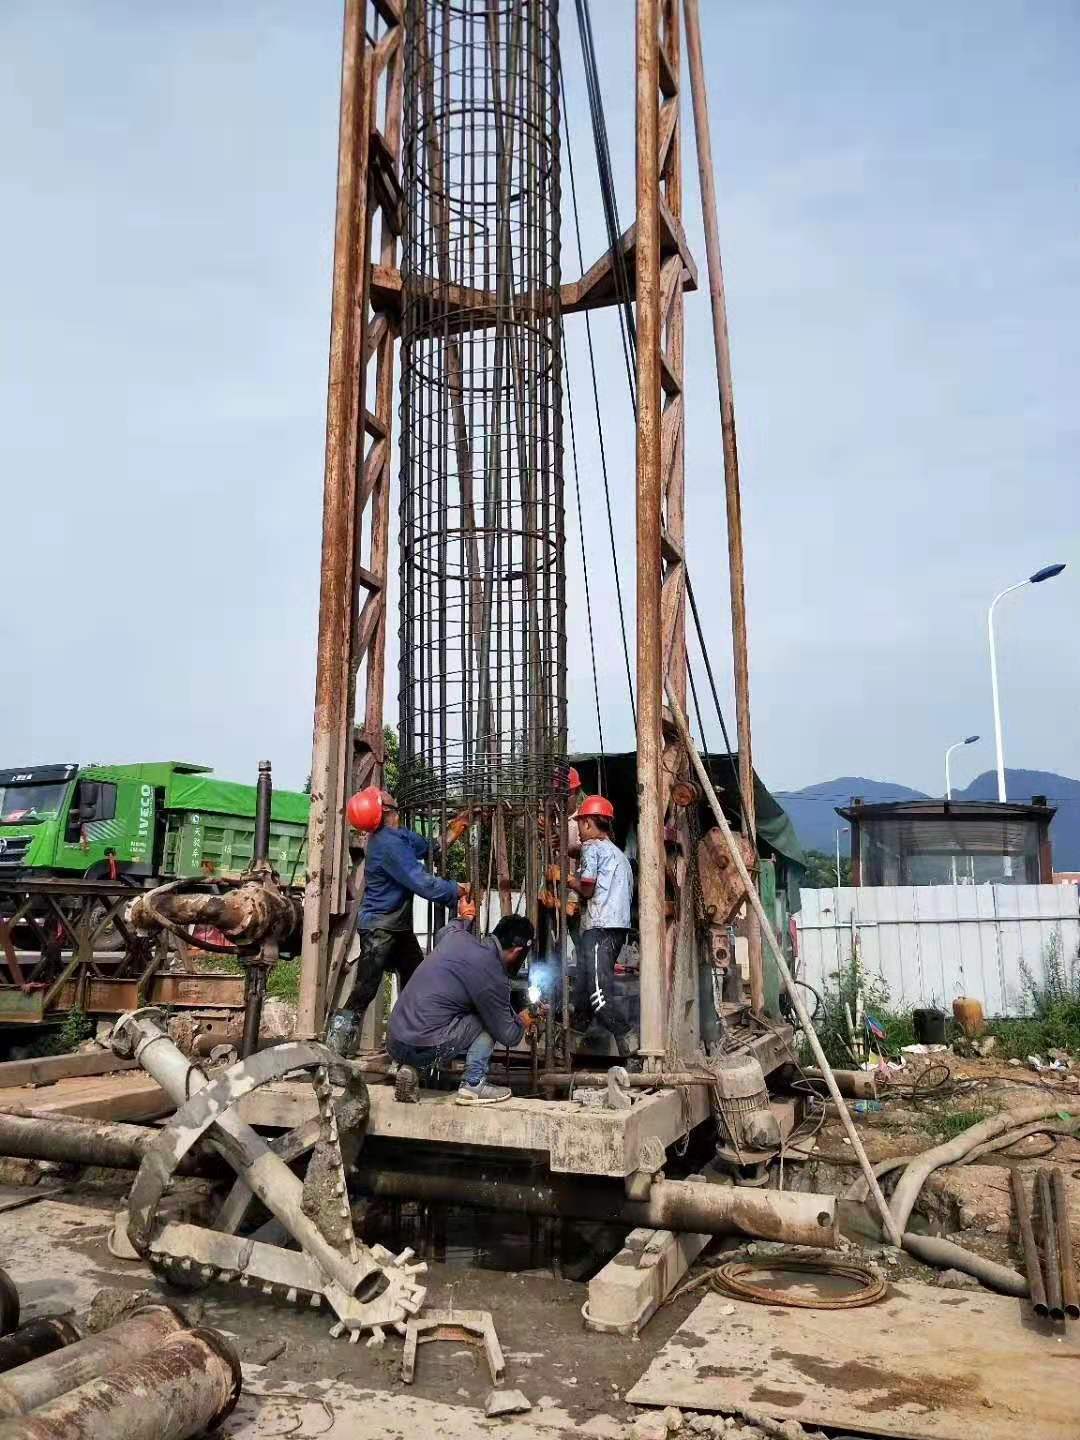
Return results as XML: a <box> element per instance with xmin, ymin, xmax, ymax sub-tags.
<box><xmin>1</xmin><ymin>1054</ymin><xmax>1076</xmax><ymax>1439</ymax></box>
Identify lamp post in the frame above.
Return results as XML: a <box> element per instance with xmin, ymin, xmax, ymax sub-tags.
<box><xmin>944</xmin><ymin>735</ymin><xmax>980</xmax><ymax>800</ymax></box>
<box><xmin>988</xmin><ymin>564</ymin><xmax>1066</xmax><ymax>801</ymax></box>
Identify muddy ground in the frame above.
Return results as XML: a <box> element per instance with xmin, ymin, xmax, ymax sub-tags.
<box><xmin>0</xmin><ymin>1055</ymin><xmax>1076</xmax><ymax>1438</ymax></box>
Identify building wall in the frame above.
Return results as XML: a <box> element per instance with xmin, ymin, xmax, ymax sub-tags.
<box><xmin>796</xmin><ymin>884</ymin><xmax>1080</xmax><ymax>1018</ymax></box>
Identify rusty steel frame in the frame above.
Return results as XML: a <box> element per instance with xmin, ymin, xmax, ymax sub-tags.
<box><xmin>299</xmin><ymin>0</ymin><xmax>405</xmax><ymax>1039</ymax></box>
<box><xmin>636</xmin><ymin>0</ymin><xmax>690</xmax><ymax>1064</ymax></box>
<box><xmin>682</xmin><ymin>0</ymin><xmax>761</xmax><ymax>1012</ymax></box>
<box><xmin>299</xmin><ymin>1</ymin><xmax>759</xmax><ymax>1073</ymax></box>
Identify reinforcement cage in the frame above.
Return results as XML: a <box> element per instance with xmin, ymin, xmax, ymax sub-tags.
<box><xmin>398</xmin><ymin>0</ymin><xmax>566</xmax><ymax>859</ymax></box>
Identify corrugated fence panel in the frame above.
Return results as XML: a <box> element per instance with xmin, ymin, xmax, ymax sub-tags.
<box><xmin>796</xmin><ymin>884</ymin><xmax>1080</xmax><ymax>1018</ymax></box>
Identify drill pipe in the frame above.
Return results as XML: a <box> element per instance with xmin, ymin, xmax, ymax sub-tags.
<box><xmin>539</xmin><ymin>1067</ymin><xmax>877</xmax><ymax>1099</ymax></box>
<box><xmin>0</xmin><ymin>1324</ymin><xmax>79</xmax><ymax>1380</ymax></box>
<box><xmin>1010</xmin><ymin>1169</ymin><xmax>1048</xmax><ymax>1317</ymax></box>
<box><xmin>1038</xmin><ymin>1169</ymin><xmax>1065</xmax><ymax>1321</ymax></box>
<box><xmin>1052</xmin><ymin>1168</ymin><xmax>1079</xmax><ymax>1319</ymax></box>
<box><xmin>0</xmin><ymin>1328</ymin><xmax>241</xmax><ymax>1440</ymax></box>
<box><xmin>0</xmin><ymin>1308</ymin><xmax>184</xmax><ymax>1418</ymax></box>
<box><xmin>0</xmin><ymin>1110</ymin><xmax>211</xmax><ymax>1176</ymax></box>
<box><xmin>352</xmin><ymin>1167</ymin><xmax>838</xmax><ymax>1248</ymax></box>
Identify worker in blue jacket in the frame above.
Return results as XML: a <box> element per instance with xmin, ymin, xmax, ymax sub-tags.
<box><xmin>327</xmin><ymin>786</ymin><xmax>474</xmax><ymax>1057</ymax></box>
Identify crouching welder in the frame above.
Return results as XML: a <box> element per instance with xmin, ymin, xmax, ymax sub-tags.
<box><xmin>562</xmin><ymin>795</ymin><xmax>640</xmax><ymax>1070</ymax></box>
<box><xmin>388</xmin><ymin>915</ymin><xmax>536</xmax><ymax>1105</ymax></box>
<box><xmin>327</xmin><ymin>785</ymin><xmax>475</xmax><ymax>1057</ymax></box>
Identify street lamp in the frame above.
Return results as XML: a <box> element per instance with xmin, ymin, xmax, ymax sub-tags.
<box><xmin>944</xmin><ymin>735</ymin><xmax>980</xmax><ymax>800</ymax></box>
<box><xmin>988</xmin><ymin>563</ymin><xmax>1066</xmax><ymax>801</ymax></box>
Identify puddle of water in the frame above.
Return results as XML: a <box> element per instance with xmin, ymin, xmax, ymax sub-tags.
<box><xmin>361</xmin><ymin>1197</ymin><xmax>626</xmax><ymax>1280</ymax></box>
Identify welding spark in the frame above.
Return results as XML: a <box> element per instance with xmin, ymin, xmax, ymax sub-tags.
<box><xmin>527</xmin><ymin>984</ymin><xmax>542</xmax><ymax>1006</ymax></box>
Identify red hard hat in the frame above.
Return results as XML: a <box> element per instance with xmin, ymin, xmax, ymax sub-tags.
<box><xmin>346</xmin><ymin>786</ymin><xmax>384</xmax><ymax>833</ymax></box>
<box><xmin>578</xmin><ymin>794</ymin><xmax>615</xmax><ymax>821</ymax></box>
<box><xmin>567</xmin><ymin>766</ymin><xmax>582</xmax><ymax>792</ymax></box>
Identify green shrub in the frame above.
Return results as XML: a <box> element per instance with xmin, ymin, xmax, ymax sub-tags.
<box><xmin>989</xmin><ymin>935</ymin><xmax>1080</xmax><ymax>1058</ymax></box>
<box><xmin>802</xmin><ymin>954</ymin><xmax>912</xmax><ymax>1067</ymax></box>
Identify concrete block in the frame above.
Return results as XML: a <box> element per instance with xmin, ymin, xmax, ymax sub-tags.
<box><xmin>584</xmin><ymin>1226</ymin><xmax>711</xmax><ymax>1335</ymax></box>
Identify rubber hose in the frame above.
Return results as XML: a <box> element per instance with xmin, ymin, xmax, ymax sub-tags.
<box><xmin>901</xmin><ymin>1232</ymin><xmax>1027</xmax><ymax>1297</ymax></box>
<box><xmin>889</xmin><ymin>1100</ymin><xmax>1072</xmax><ymax>1233</ymax></box>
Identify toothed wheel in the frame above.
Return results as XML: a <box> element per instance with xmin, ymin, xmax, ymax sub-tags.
<box><xmin>120</xmin><ymin>1035</ymin><xmax>423</xmax><ymax>1338</ymax></box>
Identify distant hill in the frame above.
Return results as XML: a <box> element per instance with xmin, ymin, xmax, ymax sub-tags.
<box><xmin>776</xmin><ymin>769</ymin><xmax>1080</xmax><ymax>872</ymax></box>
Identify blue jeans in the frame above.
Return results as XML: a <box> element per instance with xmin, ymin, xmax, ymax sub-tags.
<box><xmin>388</xmin><ymin>1013</ymin><xmax>496</xmax><ymax>1088</ymax></box>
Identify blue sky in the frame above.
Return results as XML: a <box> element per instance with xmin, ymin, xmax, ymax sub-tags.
<box><xmin>1</xmin><ymin>1</ymin><xmax>1077</xmax><ymax>798</ymax></box>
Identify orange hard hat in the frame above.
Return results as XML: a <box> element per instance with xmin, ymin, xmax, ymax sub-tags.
<box><xmin>567</xmin><ymin>766</ymin><xmax>582</xmax><ymax>792</ymax></box>
<box><xmin>578</xmin><ymin>794</ymin><xmax>615</xmax><ymax>821</ymax></box>
<box><xmin>346</xmin><ymin>786</ymin><xmax>385</xmax><ymax>832</ymax></box>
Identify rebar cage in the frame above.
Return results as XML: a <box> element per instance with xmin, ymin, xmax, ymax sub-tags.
<box><xmin>399</xmin><ymin>0</ymin><xmax>566</xmax><ymax>902</ymax></box>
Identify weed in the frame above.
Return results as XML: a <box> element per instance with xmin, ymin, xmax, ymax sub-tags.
<box><xmin>268</xmin><ymin>959</ymin><xmax>300</xmax><ymax>1004</ymax></box>
<box><xmin>919</xmin><ymin>1106</ymin><xmax>994</xmax><ymax>1141</ymax></box>
<box><xmin>990</xmin><ymin>934</ymin><xmax>1080</xmax><ymax>1058</ymax></box>
<box><xmin>801</xmin><ymin>953</ymin><xmax>913</xmax><ymax>1067</ymax></box>
<box><xmin>45</xmin><ymin>1007</ymin><xmax>93</xmax><ymax>1056</ymax></box>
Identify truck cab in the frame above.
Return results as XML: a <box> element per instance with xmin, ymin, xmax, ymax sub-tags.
<box><xmin>0</xmin><ymin>762</ymin><xmax>308</xmax><ymax>884</ymax></box>
<box><xmin>0</xmin><ymin>764</ymin><xmax>81</xmax><ymax>876</ymax></box>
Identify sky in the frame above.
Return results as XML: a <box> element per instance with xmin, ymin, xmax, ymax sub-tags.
<box><xmin>1</xmin><ymin>0</ymin><xmax>1077</xmax><ymax>802</ymax></box>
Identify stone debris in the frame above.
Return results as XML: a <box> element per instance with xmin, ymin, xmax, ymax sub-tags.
<box><xmin>484</xmin><ymin>1389</ymin><xmax>532</xmax><ymax>1418</ymax></box>
<box><xmin>933</xmin><ymin>1267</ymin><xmax>983</xmax><ymax>1289</ymax></box>
<box><xmin>629</xmin><ymin>1412</ymin><xmax>669</xmax><ymax>1440</ymax></box>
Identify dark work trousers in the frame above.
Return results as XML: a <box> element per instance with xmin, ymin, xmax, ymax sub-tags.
<box><xmin>348</xmin><ymin>928</ymin><xmax>424</xmax><ymax>1016</ymax></box>
<box><xmin>327</xmin><ymin>928</ymin><xmax>424</xmax><ymax>1057</ymax></box>
<box><xmin>571</xmin><ymin>927</ymin><xmax>630</xmax><ymax>1040</ymax></box>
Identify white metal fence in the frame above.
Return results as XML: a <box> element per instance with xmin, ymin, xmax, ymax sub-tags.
<box><xmin>795</xmin><ymin>885</ymin><xmax>1080</xmax><ymax>1017</ymax></box>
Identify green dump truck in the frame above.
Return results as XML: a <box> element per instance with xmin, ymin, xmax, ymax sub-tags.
<box><xmin>0</xmin><ymin>762</ymin><xmax>309</xmax><ymax>885</ymax></box>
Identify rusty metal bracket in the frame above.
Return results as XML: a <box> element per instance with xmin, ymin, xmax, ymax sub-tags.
<box><xmin>400</xmin><ymin>1310</ymin><xmax>504</xmax><ymax>1385</ymax></box>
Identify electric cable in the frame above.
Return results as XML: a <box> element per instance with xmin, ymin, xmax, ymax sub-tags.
<box><xmin>560</xmin><ymin>61</ymin><xmax>636</xmax><ymax>728</ymax></box>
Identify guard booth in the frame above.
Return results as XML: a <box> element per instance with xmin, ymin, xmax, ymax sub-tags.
<box><xmin>839</xmin><ymin>796</ymin><xmax>1056</xmax><ymax>887</ymax></box>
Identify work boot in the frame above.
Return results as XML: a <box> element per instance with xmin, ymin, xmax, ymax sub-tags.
<box><xmin>455</xmin><ymin>1080</ymin><xmax>512</xmax><ymax>1105</ymax></box>
<box><xmin>616</xmin><ymin>1030</ymin><xmax>643</xmax><ymax>1075</ymax></box>
<box><xmin>394</xmin><ymin>1064</ymin><xmax>420</xmax><ymax>1104</ymax></box>
<box><xmin>325</xmin><ymin>1008</ymin><xmax>363</xmax><ymax>1059</ymax></box>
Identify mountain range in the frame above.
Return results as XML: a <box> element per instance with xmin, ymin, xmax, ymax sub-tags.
<box><xmin>775</xmin><ymin>769</ymin><xmax>1080</xmax><ymax>872</ymax></box>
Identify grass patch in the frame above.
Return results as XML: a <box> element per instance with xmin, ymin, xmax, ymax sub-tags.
<box><xmin>987</xmin><ymin>936</ymin><xmax>1080</xmax><ymax>1058</ymax></box>
<box><xmin>801</xmin><ymin>954</ymin><xmax>914</xmax><ymax>1067</ymax></box>
<box><xmin>268</xmin><ymin>959</ymin><xmax>300</xmax><ymax>1004</ymax></box>
<box><xmin>919</xmin><ymin>1106</ymin><xmax>994</xmax><ymax>1141</ymax></box>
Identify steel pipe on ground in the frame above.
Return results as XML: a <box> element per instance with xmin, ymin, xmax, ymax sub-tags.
<box><xmin>0</xmin><ymin>1308</ymin><xmax>184</xmax><ymax>1418</ymax></box>
<box><xmin>0</xmin><ymin>1328</ymin><xmax>241</xmax><ymax>1440</ymax></box>
<box><xmin>1038</xmin><ymin>1169</ymin><xmax>1065</xmax><ymax>1321</ymax></box>
<box><xmin>0</xmin><ymin>1326</ymin><xmax>80</xmax><ymax>1381</ymax></box>
<box><xmin>0</xmin><ymin>1110</ymin><xmax>210</xmax><ymax>1177</ymax></box>
<box><xmin>539</xmin><ymin>1067</ymin><xmax>877</xmax><ymax>1099</ymax></box>
<box><xmin>353</xmin><ymin>1167</ymin><xmax>838</xmax><ymax>1248</ymax></box>
<box><xmin>1052</xmin><ymin>1168</ymin><xmax>1080</xmax><ymax>1319</ymax></box>
<box><xmin>1010</xmin><ymin>1169</ymin><xmax>1048</xmax><ymax>1315</ymax></box>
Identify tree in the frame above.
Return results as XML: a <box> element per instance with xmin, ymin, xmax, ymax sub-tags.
<box><xmin>382</xmin><ymin>725</ymin><xmax>400</xmax><ymax>794</ymax></box>
<box><xmin>802</xmin><ymin>848</ymin><xmax>852</xmax><ymax>888</ymax></box>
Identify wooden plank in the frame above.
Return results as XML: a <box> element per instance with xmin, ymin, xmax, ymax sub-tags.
<box><xmin>0</xmin><ymin>1052</ymin><xmax>137</xmax><ymax>1089</ymax></box>
<box><xmin>0</xmin><ymin>1074</ymin><xmax>170</xmax><ymax>1123</ymax></box>
<box><xmin>627</xmin><ymin>1284</ymin><xmax>1080</xmax><ymax>1439</ymax></box>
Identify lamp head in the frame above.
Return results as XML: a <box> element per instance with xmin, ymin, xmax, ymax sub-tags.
<box><xmin>1030</xmin><ymin>563</ymin><xmax>1066</xmax><ymax>584</ymax></box>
